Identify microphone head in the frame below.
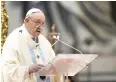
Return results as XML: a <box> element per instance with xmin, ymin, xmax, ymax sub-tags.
<box><xmin>53</xmin><ymin>35</ymin><xmax>59</xmax><ymax>40</ymax></box>
<box><xmin>53</xmin><ymin>36</ymin><xmax>57</xmax><ymax>39</ymax></box>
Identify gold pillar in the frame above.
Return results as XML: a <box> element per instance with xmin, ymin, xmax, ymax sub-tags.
<box><xmin>1</xmin><ymin>1</ymin><xmax>8</xmax><ymax>48</ymax></box>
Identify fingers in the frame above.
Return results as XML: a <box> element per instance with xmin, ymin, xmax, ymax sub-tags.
<box><xmin>37</xmin><ymin>64</ymin><xmax>45</xmax><ymax>67</ymax></box>
<box><xmin>29</xmin><ymin>64</ymin><xmax>45</xmax><ymax>73</ymax></box>
<box><xmin>34</xmin><ymin>64</ymin><xmax>44</xmax><ymax>72</ymax></box>
<box><xmin>33</xmin><ymin>67</ymin><xmax>41</xmax><ymax>72</ymax></box>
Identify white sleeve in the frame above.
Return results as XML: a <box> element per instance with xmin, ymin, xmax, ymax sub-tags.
<box><xmin>1</xmin><ymin>39</ymin><xmax>31</xmax><ymax>82</ymax></box>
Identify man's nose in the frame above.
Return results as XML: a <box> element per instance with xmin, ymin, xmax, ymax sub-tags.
<box><xmin>36</xmin><ymin>26</ymin><xmax>42</xmax><ymax>30</ymax></box>
<box><xmin>36</xmin><ymin>28</ymin><xmax>42</xmax><ymax>32</ymax></box>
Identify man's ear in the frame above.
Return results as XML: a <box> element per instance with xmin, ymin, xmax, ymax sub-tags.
<box><xmin>24</xmin><ymin>18</ymin><xmax>29</xmax><ymax>23</ymax></box>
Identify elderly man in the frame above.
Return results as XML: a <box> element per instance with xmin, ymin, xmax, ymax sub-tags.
<box><xmin>1</xmin><ymin>8</ymin><xmax>55</xmax><ymax>82</ymax></box>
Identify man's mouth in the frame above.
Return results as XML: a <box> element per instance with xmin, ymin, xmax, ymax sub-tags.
<box><xmin>37</xmin><ymin>30</ymin><xmax>40</xmax><ymax>33</ymax></box>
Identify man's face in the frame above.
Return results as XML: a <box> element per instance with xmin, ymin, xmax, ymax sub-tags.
<box><xmin>25</xmin><ymin>12</ymin><xmax>45</xmax><ymax>37</ymax></box>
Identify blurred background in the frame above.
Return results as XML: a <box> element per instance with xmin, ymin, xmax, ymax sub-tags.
<box><xmin>3</xmin><ymin>1</ymin><xmax>116</xmax><ymax>82</ymax></box>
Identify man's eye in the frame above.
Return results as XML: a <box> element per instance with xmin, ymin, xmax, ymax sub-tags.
<box><xmin>36</xmin><ymin>21</ymin><xmax>40</xmax><ymax>23</ymax></box>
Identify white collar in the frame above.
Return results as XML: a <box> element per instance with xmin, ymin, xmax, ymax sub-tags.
<box><xmin>19</xmin><ymin>24</ymin><xmax>39</xmax><ymax>49</ymax></box>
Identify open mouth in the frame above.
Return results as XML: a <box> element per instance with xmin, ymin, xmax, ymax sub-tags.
<box><xmin>37</xmin><ymin>30</ymin><xmax>40</xmax><ymax>33</ymax></box>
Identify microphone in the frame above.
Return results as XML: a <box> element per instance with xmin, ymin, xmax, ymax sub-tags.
<box><xmin>52</xmin><ymin>35</ymin><xmax>82</xmax><ymax>54</ymax></box>
<box><xmin>51</xmin><ymin>35</ymin><xmax>60</xmax><ymax>47</ymax></box>
<box><xmin>53</xmin><ymin>35</ymin><xmax>59</xmax><ymax>40</ymax></box>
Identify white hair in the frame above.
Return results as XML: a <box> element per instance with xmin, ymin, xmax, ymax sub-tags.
<box><xmin>25</xmin><ymin>8</ymin><xmax>43</xmax><ymax>18</ymax></box>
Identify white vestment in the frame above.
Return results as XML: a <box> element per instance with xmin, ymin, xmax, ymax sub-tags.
<box><xmin>1</xmin><ymin>25</ymin><xmax>55</xmax><ymax>82</ymax></box>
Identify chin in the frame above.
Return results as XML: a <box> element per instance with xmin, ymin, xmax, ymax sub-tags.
<box><xmin>35</xmin><ymin>33</ymin><xmax>40</xmax><ymax>37</ymax></box>
<box><xmin>33</xmin><ymin>32</ymin><xmax>41</xmax><ymax>37</ymax></box>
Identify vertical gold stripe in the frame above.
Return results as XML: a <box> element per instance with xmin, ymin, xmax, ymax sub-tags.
<box><xmin>1</xmin><ymin>1</ymin><xmax>8</xmax><ymax>48</ymax></box>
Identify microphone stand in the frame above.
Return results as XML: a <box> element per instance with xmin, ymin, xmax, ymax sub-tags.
<box><xmin>52</xmin><ymin>35</ymin><xmax>83</xmax><ymax>82</ymax></box>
